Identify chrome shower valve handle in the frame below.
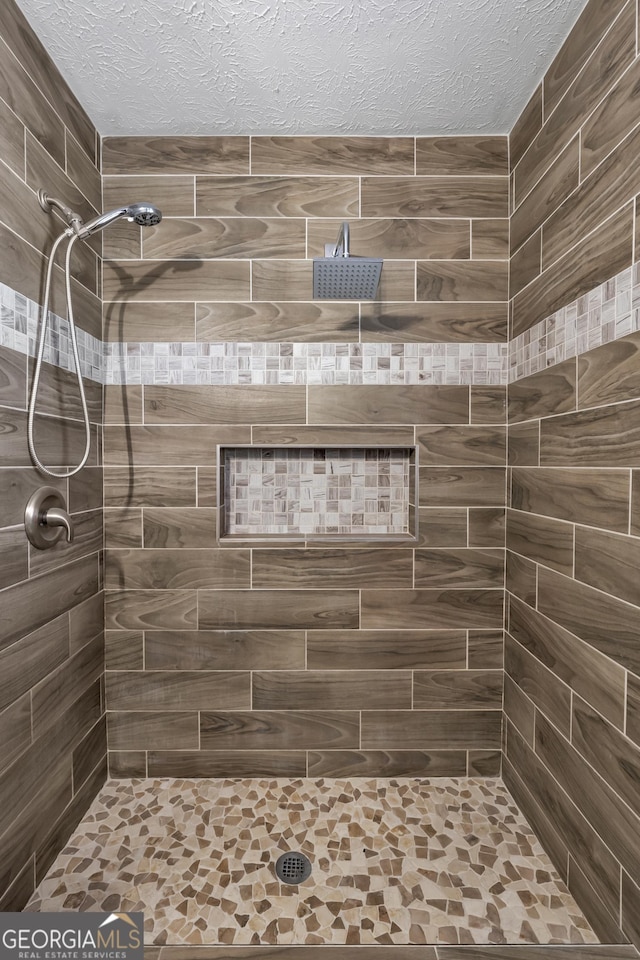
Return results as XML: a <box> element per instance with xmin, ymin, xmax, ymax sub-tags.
<box><xmin>25</xmin><ymin>486</ymin><xmax>75</xmax><ymax>550</ymax></box>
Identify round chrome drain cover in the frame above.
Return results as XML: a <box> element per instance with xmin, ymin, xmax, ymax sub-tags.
<box><xmin>275</xmin><ymin>851</ymin><xmax>312</xmax><ymax>885</ymax></box>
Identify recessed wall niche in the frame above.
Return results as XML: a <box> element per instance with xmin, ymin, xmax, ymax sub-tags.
<box><xmin>218</xmin><ymin>446</ymin><xmax>418</xmax><ymax>541</ymax></box>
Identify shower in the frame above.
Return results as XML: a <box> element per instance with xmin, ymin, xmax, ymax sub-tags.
<box><xmin>27</xmin><ymin>191</ymin><xmax>162</xmax><ymax>479</ymax></box>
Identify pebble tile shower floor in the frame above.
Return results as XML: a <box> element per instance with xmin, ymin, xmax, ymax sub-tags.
<box><xmin>25</xmin><ymin>777</ymin><xmax>598</xmax><ymax>947</ymax></box>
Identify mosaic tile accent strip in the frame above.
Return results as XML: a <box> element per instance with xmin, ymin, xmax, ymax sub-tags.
<box><xmin>25</xmin><ymin>777</ymin><xmax>598</xmax><ymax>947</ymax></box>
<box><xmin>0</xmin><ymin>282</ymin><xmax>103</xmax><ymax>383</ymax></box>
<box><xmin>4</xmin><ymin>262</ymin><xmax>640</xmax><ymax>387</ymax></box>
<box><xmin>223</xmin><ymin>447</ymin><xmax>412</xmax><ymax>536</ymax></box>
<box><xmin>105</xmin><ymin>341</ymin><xmax>508</xmax><ymax>386</ymax></box>
<box><xmin>509</xmin><ymin>263</ymin><xmax>640</xmax><ymax>381</ymax></box>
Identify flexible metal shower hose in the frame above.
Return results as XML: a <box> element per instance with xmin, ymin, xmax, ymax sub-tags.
<box><xmin>27</xmin><ymin>229</ymin><xmax>92</xmax><ymax>479</ymax></box>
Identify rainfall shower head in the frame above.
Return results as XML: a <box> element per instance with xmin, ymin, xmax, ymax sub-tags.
<box><xmin>37</xmin><ymin>191</ymin><xmax>163</xmax><ymax>240</ymax></box>
<box><xmin>313</xmin><ymin>222</ymin><xmax>383</xmax><ymax>300</ymax></box>
<box><xmin>76</xmin><ymin>202</ymin><xmax>163</xmax><ymax>239</ymax></box>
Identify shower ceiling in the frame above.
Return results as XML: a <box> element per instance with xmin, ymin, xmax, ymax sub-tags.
<box><xmin>15</xmin><ymin>0</ymin><xmax>589</xmax><ymax>136</ymax></box>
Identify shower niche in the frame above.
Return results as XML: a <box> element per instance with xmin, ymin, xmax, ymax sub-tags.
<box><xmin>217</xmin><ymin>445</ymin><xmax>418</xmax><ymax>542</ymax></box>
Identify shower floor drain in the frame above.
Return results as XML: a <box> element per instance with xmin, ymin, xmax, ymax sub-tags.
<box><xmin>275</xmin><ymin>851</ymin><xmax>312</xmax><ymax>885</ymax></box>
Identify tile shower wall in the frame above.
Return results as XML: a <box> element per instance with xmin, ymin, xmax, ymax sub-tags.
<box><xmin>506</xmin><ymin>0</ymin><xmax>640</xmax><ymax>948</ymax></box>
<box><xmin>0</xmin><ymin>0</ymin><xmax>104</xmax><ymax>913</ymax></box>
<box><xmin>102</xmin><ymin>133</ymin><xmax>509</xmax><ymax>781</ymax></box>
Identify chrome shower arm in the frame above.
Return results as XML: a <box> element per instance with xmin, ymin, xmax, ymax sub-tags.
<box><xmin>331</xmin><ymin>221</ymin><xmax>351</xmax><ymax>258</ymax></box>
<box><xmin>38</xmin><ymin>189</ymin><xmax>84</xmax><ymax>235</ymax></box>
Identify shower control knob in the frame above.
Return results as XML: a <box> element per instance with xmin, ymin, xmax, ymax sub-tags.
<box><xmin>25</xmin><ymin>486</ymin><xmax>75</xmax><ymax>550</ymax></box>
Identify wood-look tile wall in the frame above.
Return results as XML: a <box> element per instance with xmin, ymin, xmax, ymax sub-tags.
<box><xmin>0</xmin><ymin>0</ymin><xmax>105</xmax><ymax>912</ymax></box>
<box><xmin>506</xmin><ymin>0</ymin><xmax>640</xmax><ymax>946</ymax></box>
<box><xmin>101</xmin><ymin>133</ymin><xmax>508</xmax><ymax>782</ymax></box>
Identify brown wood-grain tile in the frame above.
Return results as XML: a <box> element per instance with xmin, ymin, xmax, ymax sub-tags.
<box><xmin>309</xmin><ymin>384</ymin><xmax>468</xmax><ymax>424</ymax></box>
<box><xmin>103</xmin><ymin>386</ymin><xmax>143</xmax><ymax>424</ymax></box>
<box><xmin>414</xmin><ymin>548</ymin><xmax>504</xmax><ymax>587</ymax></box>
<box><xmin>0</xmin><ymin>94</ymin><xmax>26</xmax><ymax>178</ymax></box>
<box><xmin>105</xmin><ymin>670</ymin><xmax>250</xmax><ymax>711</ymax></box>
<box><xmin>627</xmin><ymin>674</ymin><xmax>640</xmax><ymax>747</ymax></box>
<box><xmin>31</xmin><ymin>634</ymin><xmax>103</xmax><ymax>738</ymax></box>
<box><xmin>109</xmin><ymin>751</ymin><xmax>147</xmax><ymax>777</ymax></box>
<box><xmin>0</xmin><ymin>617</ymin><xmax>68</xmax><ymax>713</ymax></box>
<box><xmin>361</xmin><ymin>709</ymin><xmax>502</xmax><ymax>749</ymax></box>
<box><xmin>512</xmin><ymin>138</ymin><xmax>579</xmax><ymax>254</ymax></box>
<box><xmin>143</xmin><ymin>507</ymin><xmax>217</xmax><ymax>548</ymax></box>
<box><xmin>144</xmin><ymin>384</ymin><xmax>306</xmax><ymax>424</ymax></box>
<box><xmin>0</xmin><ymin>471</ymin><xmax>64</xmax><ymax>531</ymax></box>
<box><xmin>0</xmin><ymin>344</ymin><xmax>27</xmax><ymax>409</ymax></box>
<box><xmin>251</xmin><ymin>548</ymin><xmax>413</xmax><ymax>589</ymax></box>
<box><xmin>144</xmin><ymin>217</ymin><xmax>306</xmax><ymax>260</ymax></box>
<box><xmin>540</xmin><ymin>397</ymin><xmax>640</xmax><ymax>466</ymax></box>
<box><xmin>361</xmin><ymin>588</ymin><xmax>503</xmax><ymax>629</ymax></box>
<box><xmin>416</xmin><ymin>136</ymin><xmax>508</xmax><ymax>175</ymax></box>
<box><xmin>102</xmin><ymin>136</ymin><xmax>249</xmax><ymax>174</ymax></box>
<box><xmin>506</xmin><ymin>509</ymin><xmax>573</xmax><ymax>575</ymax></box>
<box><xmin>107</xmin><ymin>712</ymin><xmax>199</xmax><ymax>750</ymax></box>
<box><xmin>105</xmin><ymin>589</ymin><xmax>197</xmax><ymax>631</ymax></box>
<box><xmin>1</xmin><ymin>407</ymin><xmax>98</xmax><ymax>469</ymax></box>
<box><xmin>471</xmin><ymin>219</ymin><xmax>509</xmax><ymax>259</ymax></box>
<box><xmin>196</xmin><ymin>301</ymin><xmax>359</xmax><ymax>342</ymax></box>
<box><xmin>512</xmin><ymin>202</ymin><xmax>633</xmax><ymax>337</ymax></box>
<box><xmin>537</xmin><ymin>566</ymin><xmax>640</xmax><ymax>674</ymax></box>
<box><xmin>417</xmin><ymin>260</ymin><xmax>508</xmax><ymax>302</ymax></box>
<box><xmin>417</xmin><ymin>425</ymin><xmax>505</xmax><ymax>465</ymax></box>
<box><xmin>572</xmin><ymin>695</ymin><xmax>640</xmax><ymax>819</ymax></box>
<box><xmin>546</xmin><ymin>125</ymin><xmax>640</xmax><ymax>269</ymax></box>
<box><xmin>419</xmin><ymin>467</ymin><xmax>506</xmax><ymax>507</ymax></box>
<box><xmin>307</xmin><ymin>629</ymin><xmax>467</xmax><ymax>670</ymax></box>
<box><xmin>105</xmin><ymin>630</ymin><xmax>144</xmax><ymax>670</ymax></box>
<box><xmin>147</xmin><ymin>750</ymin><xmax>306</xmax><ymax>778</ymax></box>
<box><xmin>505</xmin><ymin>722</ymin><xmax>623</xmax><ymax>919</ymax></box>
<box><xmin>536</xmin><ymin>711</ymin><xmax>640</xmax><ymax>880</ymax></box>
<box><xmin>104</xmin><ymin>467</ymin><xmax>197</xmax><ymax>507</ymax></box>
<box><xmin>251</xmin><ymin>136</ymin><xmax>414</xmax><ymax>175</ymax></box>
<box><xmin>252</xmin><ymin>670</ymin><xmax>411</xmax><ymax>710</ymax></box>
<box><xmin>417</xmin><ymin>508</ymin><xmax>468</xmax><ymax>547</ymax></box>
<box><xmin>362</xmin><ymin>177</ymin><xmax>508</xmax><ymax>219</ymax></box>
<box><xmin>144</xmin><ymin>630</ymin><xmax>305</xmax><ymax>671</ymax></box>
<box><xmin>468</xmin><ymin>508</ymin><xmax>506</xmax><ymax>547</ymax></box>
<box><xmin>196</xmin><ymin>174</ymin><xmax>359</xmax><ymax>217</ymax></box>
<box><xmin>0</xmin><ymin>694</ymin><xmax>31</xmax><ymax>775</ymax></box>
<box><xmin>68</xmin><ymin>592</ymin><xmax>103</xmax><ymax>653</ymax></box>
<box><xmin>509</xmin><ymin>594</ymin><xmax>625</xmax><ymax>728</ymax></box>
<box><xmin>106</xmin><ymin>548</ymin><xmax>249</xmax><ymax>590</ymax></box>
<box><xmin>103</xmin><ymin>259</ymin><xmax>250</xmax><ymax>301</ymax></box>
<box><xmin>515</xmin><ymin>1</ymin><xmax>635</xmax><ymax>203</ymax></box>
<box><xmin>468</xmin><ymin>630</ymin><xmax>504</xmax><ymax>669</ymax></box>
<box><xmin>413</xmin><ymin>670</ymin><xmax>503</xmax><ymax>709</ymax></box>
<box><xmin>506</xmin><ymin>551</ymin><xmax>537</xmax><ymax>606</ymax></box>
<box><xmin>104</xmin><ymin>176</ymin><xmax>195</xmax><ymax>217</ymax></box>
<box><xmin>29</xmin><ymin>509</ymin><xmax>103</xmax><ymax>578</ymax></box>
<box><xmin>505</xmin><ymin>633</ymin><xmax>571</xmax><ymax>737</ymax></box>
<box><xmin>252</xmin><ymin>425</ymin><xmax>415</xmax><ymax>445</ymax></box>
<box><xmin>199</xmin><ymin>710</ymin><xmax>359</xmax><ymax>750</ymax></box>
<box><xmin>578</xmin><ymin>330</ymin><xmax>640</xmax><ymax>408</ymax></box>
<box><xmin>510</xmin><ymin>84</ymin><xmax>543</xmax><ymax>168</ymax></box>
<box><xmin>567</xmin><ymin>857</ymin><xmax>627</xmax><ymax>944</ymax></box>
<box><xmin>621</xmin><ymin>871</ymin><xmax>640</xmax><ymax>946</ymax></box>
<box><xmin>308</xmin><ymin>218</ymin><xmax>470</xmax><ymax>260</ymax></box>
<box><xmin>0</xmin><ymin>526</ymin><xmax>28</xmax><ymax>591</ymax></box>
<box><xmin>470</xmin><ymin>386</ymin><xmax>507</xmax><ymax>424</ymax></box>
<box><xmin>104</xmin><ymin>424</ymin><xmax>249</xmax><ymax>466</ymax></box>
<box><xmin>198</xmin><ymin>589</ymin><xmax>359</xmax><ymax>630</ymax></box>
<box><xmin>575</xmin><ymin>525</ymin><xmax>640</xmax><ymax>606</ymax></box>
<box><xmin>509</xmin><ymin>360</ymin><xmax>577</xmax><ymax>422</ymax></box>
<box><xmin>0</xmin><ymin>556</ymin><xmax>98</xmax><ymax>652</ymax></box>
<box><xmin>582</xmin><ymin>42</ymin><xmax>640</xmax><ymax>178</ymax></box>
<box><xmin>361</xmin><ymin>301</ymin><xmax>508</xmax><ymax>343</ymax></box>
<box><xmin>510</xmin><ymin>231</ymin><xmax>542</xmax><ymax>297</ymax></box>
<box><xmin>512</xmin><ymin>466</ymin><xmax>630</xmax><ymax>532</ymax></box>
<box><xmin>504</xmin><ymin>675</ymin><xmax>536</xmax><ymax>745</ymax></box>
<box><xmin>103</xmin><ymin>301</ymin><xmax>196</xmax><ymax>342</ymax></box>
<box><xmin>308</xmin><ymin>749</ymin><xmax>467</xmax><ymax>778</ymax></box>
<box><xmin>508</xmin><ymin>421</ymin><xmax>540</xmax><ymax>466</ymax></box>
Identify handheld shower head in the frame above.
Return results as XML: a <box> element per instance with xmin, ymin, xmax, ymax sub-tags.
<box><xmin>76</xmin><ymin>202</ymin><xmax>162</xmax><ymax>239</ymax></box>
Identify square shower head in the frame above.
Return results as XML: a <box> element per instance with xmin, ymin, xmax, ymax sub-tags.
<box><xmin>313</xmin><ymin>255</ymin><xmax>383</xmax><ymax>299</ymax></box>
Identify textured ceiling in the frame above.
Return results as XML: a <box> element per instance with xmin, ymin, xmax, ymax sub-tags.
<box><xmin>16</xmin><ymin>0</ymin><xmax>588</xmax><ymax>137</ymax></box>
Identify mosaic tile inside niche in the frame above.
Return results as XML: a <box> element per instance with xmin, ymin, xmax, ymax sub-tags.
<box><xmin>25</xmin><ymin>777</ymin><xmax>598</xmax><ymax>947</ymax></box>
<box><xmin>223</xmin><ymin>447</ymin><xmax>411</xmax><ymax>536</ymax></box>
